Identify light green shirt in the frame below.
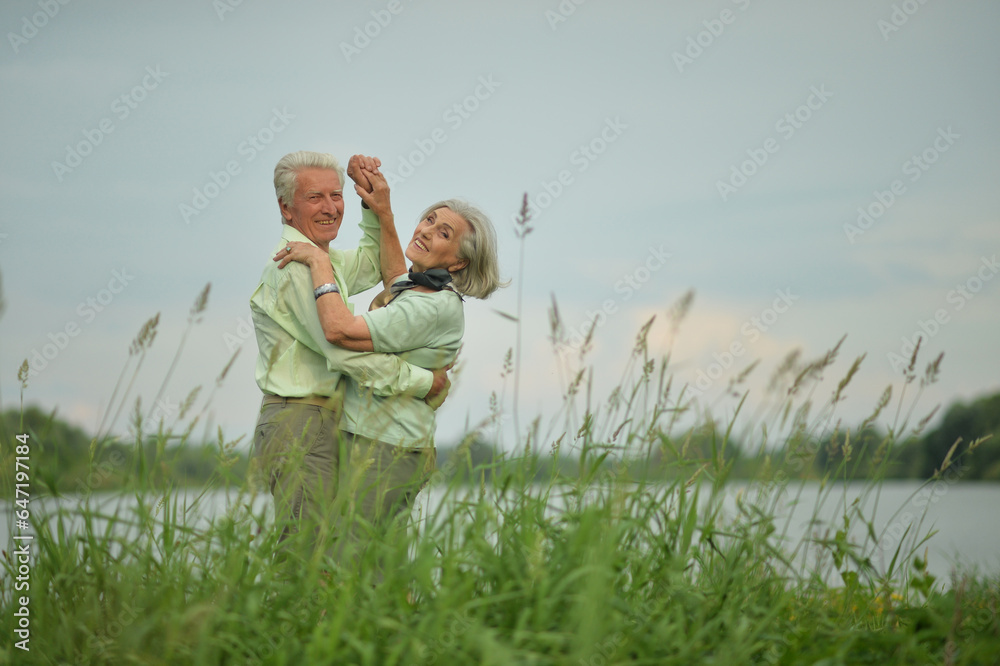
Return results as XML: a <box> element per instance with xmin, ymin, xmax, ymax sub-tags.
<box><xmin>341</xmin><ymin>277</ymin><xmax>464</xmax><ymax>448</ymax></box>
<box><xmin>250</xmin><ymin>211</ymin><xmax>433</xmax><ymax>401</ymax></box>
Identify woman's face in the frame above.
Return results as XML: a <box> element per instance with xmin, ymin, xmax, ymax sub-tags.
<box><xmin>405</xmin><ymin>207</ymin><xmax>470</xmax><ymax>273</ymax></box>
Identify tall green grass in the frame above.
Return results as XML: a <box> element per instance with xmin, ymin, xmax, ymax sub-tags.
<box><xmin>1</xmin><ymin>279</ymin><xmax>998</xmax><ymax>665</ymax></box>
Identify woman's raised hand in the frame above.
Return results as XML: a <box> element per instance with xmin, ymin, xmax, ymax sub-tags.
<box><xmin>273</xmin><ymin>241</ymin><xmax>330</xmax><ymax>269</ymax></box>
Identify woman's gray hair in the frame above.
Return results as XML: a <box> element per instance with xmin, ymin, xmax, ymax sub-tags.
<box><xmin>273</xmin><ymin>151</ymin><xmax>345</xmax><ymax>222</ymax></box>
<box><xmin>419</xmin><ymin>199</ymin><xmax>506</xmax><ymax>300</ymax></box>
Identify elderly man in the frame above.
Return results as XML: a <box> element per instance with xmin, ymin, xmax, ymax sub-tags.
<box><xmin>250</xmin><ymin>150</ymin><xmax>448</xmax><ymax>561</ymax></box>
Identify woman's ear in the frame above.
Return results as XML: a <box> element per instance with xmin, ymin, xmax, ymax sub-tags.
<box><xmin>449</xmin><ymin>258</ymin><xmax>470</xmax><ymax>273</ymax></box>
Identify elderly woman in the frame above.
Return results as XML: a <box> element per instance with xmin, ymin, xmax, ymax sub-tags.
<box><xmin>275</xmin><ymin>163</ymin><xmax>502</xmax><ymax>572</ymax></box>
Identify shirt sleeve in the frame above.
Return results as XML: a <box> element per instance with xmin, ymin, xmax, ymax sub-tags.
<box><xmin>329</xmin><ymin>207</ymin><xmax>382</xmax><ymax>295</ymax></box>
<box><xmin>275</xmin><ymin>262</ymin><xmax>432</xmax><ymax>398</ymax></box>
<box><xmin>364</xmin><ymin>293</ymin><xmax>451</xmax><ymax>354</ymax></box>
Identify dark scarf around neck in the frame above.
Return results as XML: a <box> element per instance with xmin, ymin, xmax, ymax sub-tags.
<box><xmin>390</xmin><ymin>268</ymin><xmax>454</xmax><ymax>294</ymax></box>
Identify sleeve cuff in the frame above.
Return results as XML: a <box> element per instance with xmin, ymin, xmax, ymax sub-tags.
<box><xmin>410</xmin><ymin>367</ymin><xmax>435</xmax><ymax>398</ymax></box>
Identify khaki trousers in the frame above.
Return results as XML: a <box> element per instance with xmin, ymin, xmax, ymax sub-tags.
<box><xmin>253</xmin><ymin>400</ymin><xmax>342</xmax><ymax>562</ymax></box>
<box><xmin>334</xmin><ymin>432</ymin><xmax>436</xmax><ymax>578</ymax></box>
<box><xmin>253</xmin><ymin>399</ymin><xmax>434</xmax><ymax>576</ymax></box>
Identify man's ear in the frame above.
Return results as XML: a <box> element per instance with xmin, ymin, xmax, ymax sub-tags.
<box><xmin>279</xmin><ymin>198</ymin><xmax>293</xmax><ymax>222</ymax></box>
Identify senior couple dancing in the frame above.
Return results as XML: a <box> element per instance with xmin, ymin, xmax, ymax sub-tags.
<box><xmin>250</xmin><ymin>150</ymin><xmax>501</xmax><ymax>573</ymax></box>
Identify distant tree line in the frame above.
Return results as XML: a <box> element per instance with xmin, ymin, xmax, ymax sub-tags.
<box><xmin>0</xmin><ymin>405</ymin><xmax>247</xmax><ymax>497</ymax></box>
<box><xmin>2</xmin><ymin>390</ymin><xmax>997</xmax><ymax>497</ymax></box>
<box><xmin>813</xmin><ymin>392</ymin><xmax>1000</xmax><ymax>481</ymax></box>
<box><xmin>438</xmin><ymin>391</ymin><xmax>1000</xmax><ymax>483</ymax></box>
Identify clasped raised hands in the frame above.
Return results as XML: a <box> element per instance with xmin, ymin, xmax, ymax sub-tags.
<box><xmin>347</xmin><ymin>154</ymin><xmax>381</xmax><ymax>193</ymax></box>
<box><xmin>347</xmin><ymin>154</ymin><xmax>392</xmax><ymax>221</ymax></box>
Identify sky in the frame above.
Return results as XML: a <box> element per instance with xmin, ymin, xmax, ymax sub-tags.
<box><xmin>1</xmin><ymin>0</ymin><xmax>998</xmax><ymax>455</ymax></box>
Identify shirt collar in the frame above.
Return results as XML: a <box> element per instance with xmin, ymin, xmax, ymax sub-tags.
<box><xmin>280</xmin><ymin>224</ymin><xmax>319</xmax><ymax>247</ymax></box>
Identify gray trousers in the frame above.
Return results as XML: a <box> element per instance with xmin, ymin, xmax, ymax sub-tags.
<box><xmin>253</xmin><ymin>400</ymin><xmax>434</xmax><ymax>574</ymax></box>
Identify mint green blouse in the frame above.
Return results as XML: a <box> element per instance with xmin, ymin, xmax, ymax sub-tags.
<box><xmin>341</xmin><ymin>278</ymin><xmax>464</xmax><ymax>448</ymax></box>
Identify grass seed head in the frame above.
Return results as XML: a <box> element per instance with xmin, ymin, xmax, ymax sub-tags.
<box><xmin>17</xmin><ymin>359</ymin><xmax>29</xmax><ymax>388</ymax></box>
<box><xmin>190</xmin><ymin>282</ymin><xmax>211</xmax><ymax>321</ymax></box>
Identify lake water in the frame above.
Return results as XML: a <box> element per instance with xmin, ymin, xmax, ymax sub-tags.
<box><xmin>3</xmin><ymin>480</ymin><xmax>998</xmax><ymax>585</ymax></box>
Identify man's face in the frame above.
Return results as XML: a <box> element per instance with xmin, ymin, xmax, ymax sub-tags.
<box><xmin>280</xmin><ymin>168</ymin><xmax>344</xmax><ymax>250</ymax></box>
